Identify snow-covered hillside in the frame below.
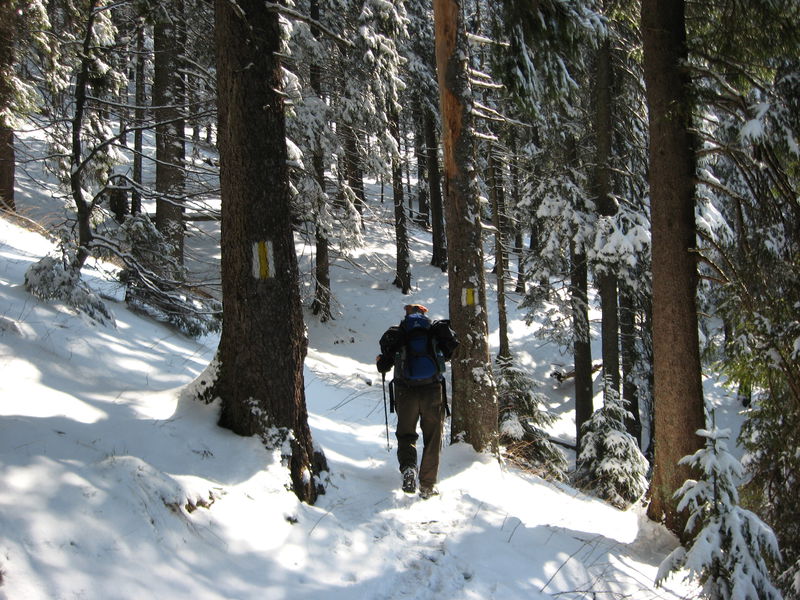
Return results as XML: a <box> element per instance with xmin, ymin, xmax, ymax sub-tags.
<box><xmin>0</xmin><ymin>130</ymin><xmax>742</xmax><ymax>599</ymax></box>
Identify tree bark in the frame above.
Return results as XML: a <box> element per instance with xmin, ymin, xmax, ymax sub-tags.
<box><xmin>0</xmin><ymin>2</ymin><xmax>14</xmax><ymax>212</ymax></box>
<box><xmin>309</xmin><ymin>0</ymin><xmax>332</xmax><ymax>321</ymax></box>
<box><xmin>488</xmin><ymin>148</ymin><xmax>510</xmax><ymax>360</ymax></box>
<box><xmin>571</xmin><ymin>240</ymin><xmax>593</xmax><ymax>453</ymax></box>
<box><xmin>0</xmin><ymin>125</ymin><xmax>14</xmax><ymax>212</ymax></box>
<box><xmin>425</xmin><ymin>108</ymin><xmax>447</xmax><ymax>271</ymax></box>
<box><xmin>70</xmin><ymin>0</ymin><xmax>101</xmax><ymax>271</ymax></box>
<box><xmin>154</xmin><ymin>0</ymin><xmax>186</xmax><ymax>264</ymax></box>
<box><xmin>213</xmin><ymin>0</ymin><xmax>325</xmax><ymax>504</ymax></box>
<box><xmin>413</xmin><ymin>107</ymin><xmax>430</xmax><ymax>226</ymax></box>
<box><xmin>593</xmin><ymin>33</ymin><xmax>621</xmax><ymax>398</ymax></box>
<box><xmin>131</xmin><ymin>23</ymin><xmax>146</xmax><ymax>216</ymax></box>
<box><xmin>390</xmin><ymin>109</ymin><xmax>412</xmax><ymax>294</ymax></box>
<box><xmin>311</xmin><ymin>145</ymin><xmax>332</xmax><ymax>320</ymax></box>
<box><xmin>343</xmin><ymin>124</ymin><xmax>365</xmax><ymax>220</ymax></box>
<box><xmin>642</xmin><ymin>0</ymin><xmax>705</xmax><ymax>540</ymax></box>
<box><xmin>619</xmin><ymin>286</ymin><xmax>642</xmax><ymax>444</ymax></box>
<box><xmin>509</xmin><ymin>136</ymin><xmax>525</xmax><ymax>294</ymax></box>
<box><xmin>563</xmin><ymin>133</ymin><xmax>593</xmax><ymax>453</ymax></box>
<box><xmin>434</xmin><ymin>0</ymin><xmax>498</xmax><ymax>454</ymax></box>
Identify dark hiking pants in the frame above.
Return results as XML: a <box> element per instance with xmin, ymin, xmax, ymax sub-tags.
<box><xmin>394</xmin><ymin>380</ymin><xmax>444</xmax><ymax>489</ymax></box>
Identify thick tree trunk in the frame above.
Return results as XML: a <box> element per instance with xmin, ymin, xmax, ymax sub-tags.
<box><xmin>434</xmin><ymin>0</ymin><xmax>498</xmax><ymax>454</ymax></box>
<box><xmin>425</xmin><ymin>109</ymin><xmax>447</xmax><ymax>271</ymax></box>
<box><xmin>154</xmin><ymin>0</ymin><xmax>186</xmax><ymax>263</ymax></box>
<box><xmin>642</xmin><ymin>0</ymin><xmax>705</xmax><ymax>540</ymax></box>
<box><xmin>213</xmin><ymin>0</ymin><xmax>325</xmax><ymax>504</ymax></box>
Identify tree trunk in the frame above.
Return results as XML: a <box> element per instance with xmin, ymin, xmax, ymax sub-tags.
<box><xmin>311</xmin><ymin>143</ymin><xmax>332</xmax><ymax>320</ymax></box>
<box><xmin>309</xmin><ymin>0</ymin><xmax>332</xmax><ymax>321</ymax></box>
<box><xmin>413</xmin><ymin>108</ymin><xmax>430</xmax><ymax>227</ymax></box>
<box><xmin>642</xmin><ymin>0</ymin><xmax>705</xmax><ymax>540</ymax></box>
<box><xmin>70</xmin><ymin>0</ymin><xmax>101</xmax><ymax>271</ymax></box>
<box><xmin>563</xmin><ymin>133</ymin><xmax>593</xmax><ymax>453</ymax></box>
<box><xmin>488</xmin><ymin>148</ymin><xmax>510</xmax><ymax>360</ymax></box>
<box><xmin>509</xmin><ymin>137</ymin><xmax>525</xmax><ymax>294</ymax></box>
<box><xmin>619</xmin><ymin>286</ymin><xmax>641</xmax><ymax>444</ymax></box>
<box><xmin>425</xmin><ymin>108</ymin><xmax>447</xmax><ymax>271</ymax></box>
<box><xmin>571</xmin><ymin>240</ymin><xmax>593</xmax><ymax>453</ymax></box>
<box><xmin>131</xmin><ymin>23</ymin><xmax>146</xmax><ymax>216</ymax></box>
<box><xmin>343</xmin><ymin>124</ymin><xmax>365</xmax><ymax>220</ymax></box>
<box><xmin>390</xmin><ymin>109</ymin><xmax>412</xmax><ymax>294</ymax></box>
<box><xmin>213</xmin><ymin>0</ymin><xmax>326</xmax><ymax>504</ymax></box>
<box><xmin>0</xmin><ymin>125</ymin><xmax>14</xmax><ymax>212</ymax></box>
<box><xmin>593</xmin><ymin>33</ymin><xmax>621</xmax><ymax>398</ymax></box>
<box><xmin>153</xmin><ymin>0</ymin><xmax>186</xmax><ymax>264</ymax></box>
<box><xmin>434</xmin><ymin>0</ymin><xmax>498</xmax><ymax>454</ymax></box>
<box><xmin>0</xmin><ymin>2</ymin><xmax>14</xmax><ymax>212</ymax></box>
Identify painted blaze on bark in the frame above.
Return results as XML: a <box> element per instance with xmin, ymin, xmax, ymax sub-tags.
<box><xmin>434</xmin><ymin>0</ymin><xmax>498</xmax><ymax>454</ymax></box>
<box><xmin>213</xmin><ymin>0</ymin><xmax>325</xmax><ymax>504</ymax></box>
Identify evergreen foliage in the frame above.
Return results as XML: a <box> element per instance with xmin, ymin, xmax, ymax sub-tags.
<box><xmin>739</xmin><ymin>396</ymin><xmax>800</xmax><ymax>598</ymax></box>
<box><xmin>496</xmin><ymin>356</ymin><xmax>568</xmax><ymax>481</ymax></box>
<box><xmin>573</xmin><ymin>381</ymin><xmax>648</xmax><ymax>509</ymax></box>
<box><xmin>0</xmin><ymin>0</ymin><xmax>51</xmax><ymax>128</ymax></box>
<box><xmin>656</xmin><ymin>424</ymin><xmax>783</xmax><ymax>600</ymax></box>
<box><xmin>4</xmin><ymin>0</ymin><xmax>797</xmax><ymax>576</ymax></box>
<box><xmin>685</xmin><ymin>2</ymin><xmax>799</xmax><ymax>592</ymax></box>
<box><xmin>112</xmin><ymin>216</ymin><xmax>221</xmax><ymax>338</ymax></box>
<box><xmin>24</xmin><ymin>254</ymin><xmax>114</xmax><ymax>326</ymax></box>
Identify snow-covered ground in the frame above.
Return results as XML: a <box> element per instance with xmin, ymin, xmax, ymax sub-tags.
<box><xmin>0</xmin><ymin>130</ymin><xmax>744</xmax><ymax>599</ymax></box>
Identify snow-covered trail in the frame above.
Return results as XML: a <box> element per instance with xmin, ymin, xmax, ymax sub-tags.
<box><xmin>0</xmin><ymin>153</ymin><xmax>701</xmax><ymax>598</ymax></box>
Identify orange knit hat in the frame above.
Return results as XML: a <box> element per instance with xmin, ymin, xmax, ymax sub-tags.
<box><xmin>404</xmin><ymin>303</ymin><xmax>429</xmax><ymax>315</ymax></box>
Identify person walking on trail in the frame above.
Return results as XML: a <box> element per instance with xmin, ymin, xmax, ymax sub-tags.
<box><xmin>376</xmin><ymin>304</ymin><xmax>458</xmax><ymax>499</ymax></box>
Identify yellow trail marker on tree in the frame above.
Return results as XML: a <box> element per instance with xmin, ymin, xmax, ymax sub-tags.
<box><xmin>252</xmin><ymin>240</ymin><xmax>275</xmax><ymax>279</ymax></box>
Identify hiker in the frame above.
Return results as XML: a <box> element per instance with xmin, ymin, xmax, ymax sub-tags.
<box><xmin>376</xmin><ymin>304</ymin><xmax>458</xmax><ymax>499</ymax></box>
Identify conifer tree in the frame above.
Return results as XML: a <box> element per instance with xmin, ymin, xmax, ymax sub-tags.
<box><xmin>434</xmin><ymin>0</ymin><xmax>497</xmax><ymax>453</ymax></box>
<box><xmin>0</xmin><ymin>1</ymin><xmax>51</xmax><ymax>212</ymax></box>
<box><xmin>497</xmin><ymin>357</ymin><xmax>568</xmax><ymax>481</ymax></box>
<box><xmin>574</xmin><ymin>381</ymin><xmax>649</xmax><ymax>509</ymax></box>
<box><xmin>656</xmin><ymin>424</ymin><xmax>783</xmax><ymax>600</ymax></box>
<box><xmin>210</xmin><ymin>0</ymin><xmax>326</xmax><ymax>504</ymax></box>
<box><xmin>152</xmin><ymin>0</ymin><xmax>187</xmax><ymax>263</ymax></box>
<box><xmin>641</xmin><ymin>0</ymin><xmax>706</xmax><ymax>539</ymax></box>
<box><xmin>683</xmin><ymin>2</ymin><xmax>800</xmax><ymax>590</ymax></box>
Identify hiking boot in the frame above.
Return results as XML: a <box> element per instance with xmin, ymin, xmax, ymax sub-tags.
<box><xmin>419</xmin><ymin>485</ymin><xmax>439</xmax><ymax>500</ymax></box>
<box><xmin>401</xmin><ymin>467</ymin><xmax>417</xmax><ymax>494</ymax></box>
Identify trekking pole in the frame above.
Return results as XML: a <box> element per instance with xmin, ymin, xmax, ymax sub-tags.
<box><xmin>381</xmin><ymin>373</ymin><xmax>391</xmax><ymax>452</ymax></box>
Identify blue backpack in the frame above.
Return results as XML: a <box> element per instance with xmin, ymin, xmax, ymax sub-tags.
<box><xmin>394</xmin><ymin>313</ymin><xmax>444</xmax><ymax>386</ymax></box>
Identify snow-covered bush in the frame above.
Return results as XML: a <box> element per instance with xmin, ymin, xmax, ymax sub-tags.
<box><xmin>573</xmin><ymin>383</ymin><xmax>648</xmax><ymax>509</ymax></box>
<box><xmin>656</xmin><ymin>425</ymin><xmax>783</xmax><ymax>600</ymax></box>
<box><xmin>112</xmin><ymin>215</ymin><xmax>221</xmax><ymax>338</ymax></box>
<box><xmin>24</xmin><ymin>255</ymin><xmax>114</xmax><ymax>326</ymax></box>
<box><xmin>497</xmin><ymin>357</ymin><xmax>568</xmax><ymax>481</ymax></box>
